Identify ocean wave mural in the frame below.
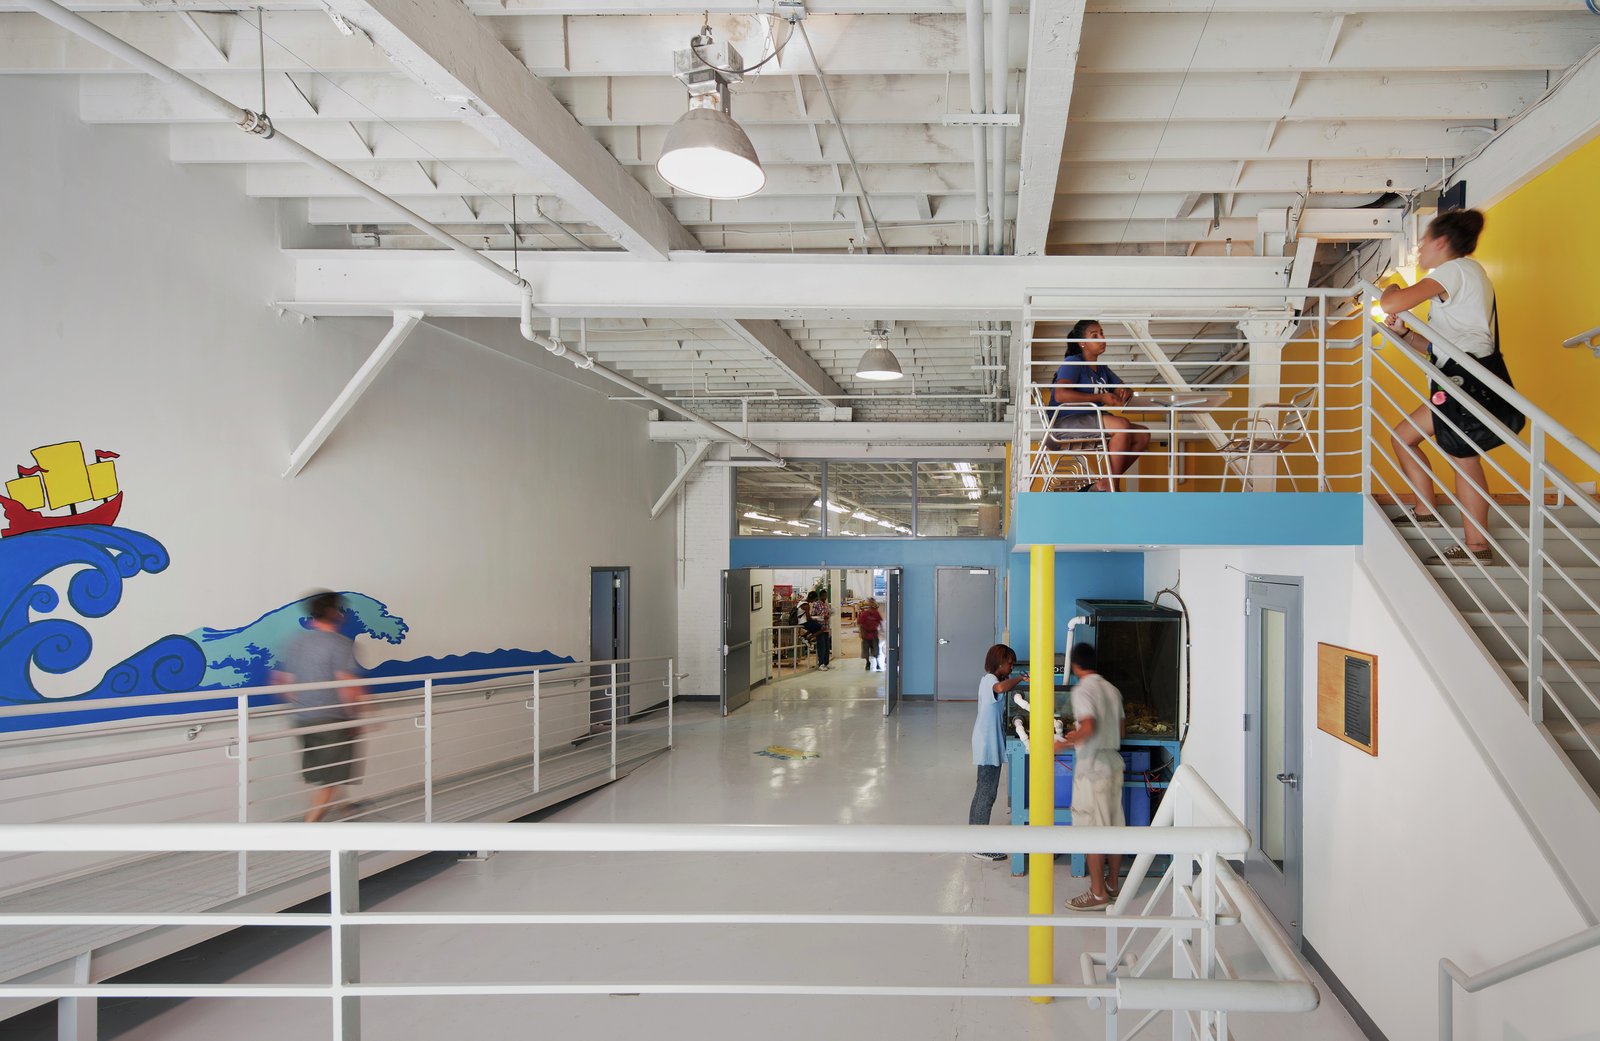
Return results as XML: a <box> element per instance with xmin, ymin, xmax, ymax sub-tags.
<box><xmin>0</xmin><ymin>523</ymin><xmax>572</xmax><ymax>734</ymax></box>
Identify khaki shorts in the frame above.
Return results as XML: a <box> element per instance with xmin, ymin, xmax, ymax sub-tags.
<box><xmin>1070</xmin><ymin>756</ymin><xmax>1125</xmax><ymax>828</ymax></box>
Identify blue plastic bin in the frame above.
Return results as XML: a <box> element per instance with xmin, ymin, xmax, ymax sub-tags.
<box><xmin>1054</xmin><ymin>757</ymin><xmax>1072</xmax><ymax>807</ymax></box>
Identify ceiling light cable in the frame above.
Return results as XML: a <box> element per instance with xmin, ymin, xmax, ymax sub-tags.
<box><xmin>1113</xmin><ymin>0</ymin><xmax>1220</xmax><ymax>256</ymax></box>
<box><xmin>689</xmin><ymin>11</ymin><xmax>797</xmax><ymax>77</ymax></box>
<box><xmin>796</xmin><ymin>19</ymin><xmax>889</xmax><ymax>254</ymax></box>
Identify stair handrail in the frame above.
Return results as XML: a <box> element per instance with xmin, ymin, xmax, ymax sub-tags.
<box><xmin>1438</xmin><ymin>923</ymin><xmax>1600</xmax><ymax>1040</ymax></box>
<box><xmin>1356</xmin><ymin>279</ymin><xmax>1600</xmax><ymax>477</ymax></box>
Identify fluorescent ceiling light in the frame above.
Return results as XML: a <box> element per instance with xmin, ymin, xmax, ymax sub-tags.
<box><xmin>855</xmin><ymin>327</ymin><xmax>904</xmax><ymax>382</ymax></box>
<box><xmin>876</xmin><ymin>519</ymin><xmax>894</xmax><ymax>528</ymax></box>
<box><xmin>785</xmin><ymin>519</ymin><xmax>809</xmax><ymax>528</ymax></box>
<box><xmin>852</xmin><ymin>511</ymin><xmax>876</xmax><ymax>522</ymax></box>
<box><xmin>813</xmin><ymin>499</ymin><xmax>850</xmax><ymax>514</ymax></box>
<box><xmin>743</xmin><ymin>510</ymin><xmax>780</xmax><ymax>522</ymax></box>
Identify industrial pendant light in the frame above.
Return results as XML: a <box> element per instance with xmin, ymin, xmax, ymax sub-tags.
<box><xmin>657</xmin><ymin>26</ymin><xmax>765</xmax><ymax>200</ymax></box>
<box><xmin>855</xmin><ymin>327</ymin><xmax>904</xmax><ymax>381</ymax></box>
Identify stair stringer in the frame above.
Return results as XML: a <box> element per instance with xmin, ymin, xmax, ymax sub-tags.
<box><xmin>1360</xmin><ymin>498</ymin><xmax>1600</xmax><ymax>924</ymax></box>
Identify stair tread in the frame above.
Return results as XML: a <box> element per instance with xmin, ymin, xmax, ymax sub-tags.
<box><xmin>1544</xmin><ymin>718</ymin><xmax>1600</xmax><ymax>751</ymax></box>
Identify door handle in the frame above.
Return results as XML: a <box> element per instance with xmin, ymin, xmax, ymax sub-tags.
<box><xmin>1275</xmin><ymin>772</ymin><xmax>1299</xmax><ymax>790</ymax></box>
<box><xmin>938</xmin><ymin>638</ymin><xmax>950</xmax><ymax>645</ymax></box>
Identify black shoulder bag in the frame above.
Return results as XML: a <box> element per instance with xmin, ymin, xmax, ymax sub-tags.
<box><xmin>1430</xmin><ymin>302</ymin><xmax>1526</xmax><ymax>459</ymax></box>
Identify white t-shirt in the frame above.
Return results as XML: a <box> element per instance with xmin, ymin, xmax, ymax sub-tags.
<box><xmin>1069</xmin><ymin>673</ymin><xmax>1124</xmax><ymax>778</ymax></box>
<box><xmin>1425</xmin><ymin>257</ymin><xmax>1496</xmax><ymax>359</ymax></box>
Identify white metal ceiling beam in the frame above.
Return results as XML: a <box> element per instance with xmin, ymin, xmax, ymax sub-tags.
<box><xmin>79</xmin><ymin>71</ymin><xmax>997</xmax><ymax>127</ymax></box>
<box><xmin>1013</xmin><ymin>0</ymin><xmax>1088</xmax><ymax>257</ymax></box>
<box><xmin>648</xmin><ymin>421</ymin><xmax>1014</xmax><ymax>445</ymax></box>
<box><xmin>284</xmin><ymin>310</ymin><xmax>423</xmax><ymax>478</ymax></box>
<box><xmin>1062</xmin><ymin>119</ymin><xmax>1485</xmax><ymax>163</ymax></box>
<box><xmin>282</xmin><ymin>249</ymin><xmax>1293</xmax><ymax>321</ymax></box>
<box><xmin>720</xmin><ymin>320</ymin><xmax>847</xmax><ymax>403</ymax></box>
<box><xmin>320</xmin><ymin>0</ymin><xmax>698</xmax><ymax>260</ymax></box>
<box><xmin>1076</xmin><ymin>11</ymin><xmax>1600</xmax><ymax>74</ymax></box>
<box><xmin>1059</xmin><ymin>158</ymin><xmax>1439</xmax><ymax>195</ymax></box>
<box><xmin>1447</xmin><ymin>46</ymin><xmax>1600</xmax><ymax>209</ymax></box>
<box><xmin>302</xmin><ymin>194</ymin><xmax>1015</xmax><ymax>227</ymax></box>
<box><xmin>4</xmin><ymin>2</ymin><xmax>1582</xmax><ymax>12</ymax></box>
<box><xmin>1068</xmin><ymin>70</ymin><xmax>1548</xmax><ymax>124</ymax></box>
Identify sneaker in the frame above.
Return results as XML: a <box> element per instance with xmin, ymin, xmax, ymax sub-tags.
<box><xmin>1425</xmin><ymin>544</ymin><xmax>1494</xmax><ymax>566</ymax></box>
<box><xmin>1402</xmin><ymin>506</ymin><xmax>1443</xmax><ymax>527</ymax></box>
<box><xmin>971</xmin><ymin>852</ymin><xmax>1008</xmax><ymax>862</ymax></box>
<box><xmin>1065</xmin><ymin>889</ymin><xmax>1111</xmax><ymax>911</ymax></box>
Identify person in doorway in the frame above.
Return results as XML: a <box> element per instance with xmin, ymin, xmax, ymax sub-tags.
<box><xmin>1049</xmin><ymin>319</ymin><xmax>1151</xmax><ymax>491</ymax></box>
<box><xmin>1057</xmin><ymin>642</ymin><xmax>1126</xmax><ymax>910</ymax></box>
<box><xmin>807</xmin><ymin>590</ymin><xmax>833</xmax><ymax>670</ymax></box>
<box><xmin>969</xmin><ymin>643</ymin><xmax>1026</xmax><ymax>861</ymax></box>
<box><xmin>1378</xmin><ymin>208</ymin><xmax>1500</xmax><ymax>564</ymax></box>
<box><xmin>273</xmin><ymin>591</ymin><xmax>367</xmax><ymax>823</ymax></box>
<box><xmin>856</xmin><ymin>598</ymin><xmax>883</xmax><ymax>671</ymax></box>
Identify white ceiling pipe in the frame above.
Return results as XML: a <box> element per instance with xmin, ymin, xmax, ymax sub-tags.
<box><xmin>515</xmin><ymin>289</ymin><xmax>784</xmax><ymax>466</ymax></box>
<box><xmin>965</xmin><ymin>0</ymin><xmax>991</xmax><ymax>255</ymax></box>
<box><xmin>21</xmin><ymin>0</ymin><xmax>784</xmax><ymax>469</ymax></box>
<box><xmin>989</xmin><ymin>1</ymin><xmax>1009</xmax><ymax>256</ymax></box>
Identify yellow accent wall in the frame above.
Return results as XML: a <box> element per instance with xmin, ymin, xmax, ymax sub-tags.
<box><xmin>1475</xmin><ymin>131</ymin><xmax>1600</xmax><ymax>487</ymax></box>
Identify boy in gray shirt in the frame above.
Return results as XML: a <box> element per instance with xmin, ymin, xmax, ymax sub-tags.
<box><xmin>274</xmin><ymin>592</ymin><xmax>365</xmax><ymax>822</ymax></box>
<box><xmin>1055</xmin><ymin>642</ymin><xmax>1126</xmax><ymax>910</ymax></box>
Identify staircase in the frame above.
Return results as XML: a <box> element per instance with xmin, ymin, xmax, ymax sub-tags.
<box><xmin>1382</xmin><ymin>501</ymin><xmax>1600</xmax><ymax>795</ymax></box>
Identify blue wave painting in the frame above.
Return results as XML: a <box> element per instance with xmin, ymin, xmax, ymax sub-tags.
<box><xmin>0</xmin><ymin>524</ymin><xmax>572</xmax><ymax>733</ymax></box>
<box><xmin>0</xmin><ymin>526</ymin><xmax>207</xmax><ymax>717</ymax></box>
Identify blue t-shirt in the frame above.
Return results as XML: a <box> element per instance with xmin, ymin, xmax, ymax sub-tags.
<box><xmin>1049</xmin><ymin>358</ymin><xmax>1123</xmax><ymax>419</ymax></box>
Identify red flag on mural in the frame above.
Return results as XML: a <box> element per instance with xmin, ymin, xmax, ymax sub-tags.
<box><xmin>94</xmin><ymin>450</ymin><xmax>120</xmax><ymax>461</ymax></box>
<box><xmin>17</xmin><ymin>465</ymin><xmax>42</xmax><ymax>477</ymax></box>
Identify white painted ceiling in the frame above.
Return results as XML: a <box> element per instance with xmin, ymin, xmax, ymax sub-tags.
<box><xmin>8</xmin><ymin>0</ymin><xmax>1598</xmax><ymax>412</ymax></box>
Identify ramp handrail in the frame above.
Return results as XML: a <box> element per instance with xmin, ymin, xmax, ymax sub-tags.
<box><xmin>0</xmin><ymin>764</ymin><xmax>1317</xmax><ymax>1040</ymax></box>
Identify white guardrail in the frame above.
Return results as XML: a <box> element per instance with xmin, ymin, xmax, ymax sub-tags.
<box><xmin>0</xmin><ymin>658</ymin><xmax>677</xmax><ymax>900</ymax></box>
<box><xmin>1017</xmin><ymin>288</ymin><xmax>1363</xmax><ymax>494</ymax></box>
<box><xmin>1357</xmin><ymin>280</ymin><xmax>1600</xmax><ymax>765</ymax></box>
<box><xmin>0</xmin><ymin>764</ymin><xmax>1315</xmax><ymax>1041</ymax></box>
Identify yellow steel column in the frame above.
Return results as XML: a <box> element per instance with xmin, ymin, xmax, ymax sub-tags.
<box><xmin>1027</xmin><ymin>543</ymin><xmax>1055</xmax><ymax>1001</ymax></box>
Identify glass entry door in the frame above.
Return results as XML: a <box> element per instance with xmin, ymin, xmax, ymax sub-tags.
<box><xmin>1244</xmin><ymin>577</ymin><xmax>1304</xmax><ymax>942</ymax></box>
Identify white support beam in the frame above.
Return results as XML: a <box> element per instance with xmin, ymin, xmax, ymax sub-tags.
<box><xmin>282</xmin><ymin>250</ymin><xmax>1294</xmax><ymax>322</ymax></box>
<box><xmin>283</xmin><ymin>310</ymin><xmax>423</xmax><ymax>478</ymax></box>
<box><xmin>1013</xmin><ymin>0</ymin><xmax>1088</xmax><ymax>257</ymax></box>
<box><xmin>648</xmin><ymin>421</ymin><xmax>1013</xmax><ymax>446</ymax></box>
<box><xmin>321</xmin><ymin>0</ymin><xmax>698</xmax><ymax>259</ymax></box>
<box><xmin>719</xmin><ymin>320</ymin><xmax>847</xmax><ymax>403</ymax></box>
<box><xmin>1448</xmin><ymin>47</ymin><xmax>1600</xmax><ymax>209</ymax></box>
<box><xmin>649</xmin><ymin>440</ymin><xmax>713</xmax><ymax>519</ymax></box>
<box><xmin>1122</xmin><ymin>320</ymin><xmax>1229</xmax><ymax>451</ymax></box>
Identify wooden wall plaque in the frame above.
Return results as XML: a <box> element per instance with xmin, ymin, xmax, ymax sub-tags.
<box><xmin>1317</xmin><ymin>643</ymin><xmax>1378</xmax><ymax>756</ymax></box>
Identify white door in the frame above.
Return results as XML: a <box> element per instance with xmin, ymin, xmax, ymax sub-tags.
<box><xmin>1244</xmin><ymin>577</ymin><xmax>1304</xmax><ymax>942</ymax></box>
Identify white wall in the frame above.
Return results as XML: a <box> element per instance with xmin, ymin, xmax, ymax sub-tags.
<box><xmin>676</xmin><ymin>462</ymin><xmax>730</xmax><ymax>697</ymax></box>
<box><xmin>1146</xmin><ymin>539</ymin><xmax>1600</xmax><ymax>1039</ymax></box>
<box><xmin>0</xmin><ymin>78</ymin><xmax>677</xmax><ymax>822</ymax></box>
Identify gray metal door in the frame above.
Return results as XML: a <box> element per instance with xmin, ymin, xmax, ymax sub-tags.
<box><xmin>1244</xmin><ymin>577</ymin><xmax>1304</xmax><ymax>943</ymax></box>
<box><xmin>934</xmin><ymin>567</ymin><xmax>997</xmax><ymax>699</ymax></box>
<box><xmin>884</xmin><ymin>568</ymin><xmax>903</xmax><ymax>716</ymax></box>
<box><xmin>722</xmin><ymin>569</ymin><xmax>754</xmax><ymax>716</ymax></box>
<box><xmin>589</xmin><ymin>568</ymin><xmax>630</xmax><ymax>730</ymax></box>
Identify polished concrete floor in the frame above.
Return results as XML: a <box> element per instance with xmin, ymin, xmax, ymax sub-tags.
<box><xmin>753</xmin><ymin>648</ymin><xmax>886</xmax><ymax>703</ymax></box>
<box><xmin>107</xmin><ymin>699</ymin><xmax>1367</xmax><ymax>1041</ymax></box>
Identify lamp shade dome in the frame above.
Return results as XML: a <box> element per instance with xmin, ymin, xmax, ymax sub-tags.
<box><xmin>656</xmin><ymin>107</ymin><xmax>765</xmax><ymax>200</ymax></box>
<box><xmin>855</xmin><ymin>344</ymin><xmax>905</xmax><ymax>381</ymax></box>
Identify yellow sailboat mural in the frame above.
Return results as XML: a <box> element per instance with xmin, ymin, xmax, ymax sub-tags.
<box><xmin>2</xmin><ymin>441</ymin><xmax>124</xmax><ymax>537</ymax></box>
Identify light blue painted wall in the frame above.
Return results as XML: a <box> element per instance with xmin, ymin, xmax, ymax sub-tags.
<box><xmin>729</xmin><ymin>538</ymin><xmax>1008</xmax><ymax>696</ymax></box>
<box><xmin>1013</xmin><ymin>492</ymin><xmax>1363</xmax><ymax>547</ymax></box>
<box><xmin>1005</xmin><ymin>551</ymin><xmax>1146</xmax><ymax>665</ymax></box>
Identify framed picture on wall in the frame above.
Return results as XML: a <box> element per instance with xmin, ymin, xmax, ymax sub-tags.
<box><xmin>751</xmin><ymin>585</ymin><xmax>763</xmax><ymax>612</ymax></box>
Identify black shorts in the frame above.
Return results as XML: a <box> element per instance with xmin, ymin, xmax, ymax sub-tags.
<box><xmin>300</xmin><ymin>728</ymin><xmax>355</xmax><ymax>787</ymax></box>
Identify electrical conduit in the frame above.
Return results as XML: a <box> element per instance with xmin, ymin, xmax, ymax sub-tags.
<box><xmin>989</xmin><ymin>0</ymin><xmax>1009</xmax><ymax>256</ymax></box>
<box><xmin>965</xmin><ymin>0</ymin><xmax>991</xmax><ymax>254</ymax></box>
<box><xmin>22</xmin><ymin>0</ymin><xmax>782</xmax><ymax>467</ymax></box>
